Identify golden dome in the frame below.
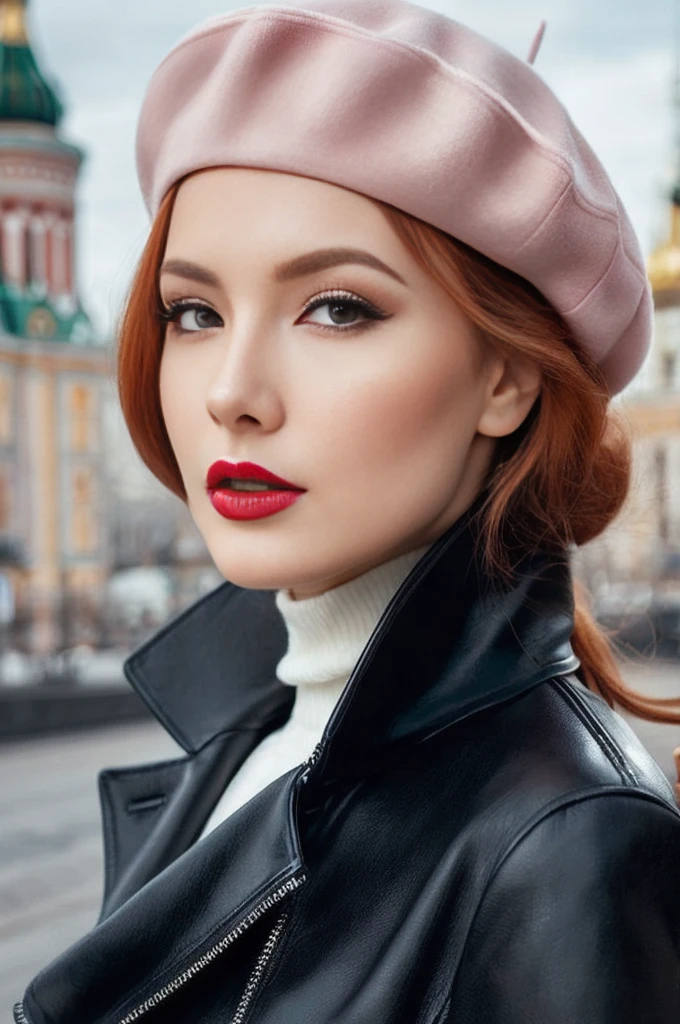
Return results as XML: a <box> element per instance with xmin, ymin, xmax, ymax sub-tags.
<box><xmin>648</xmin><ymin>202</ymin><xmax>680</xmax><ymax>303</ymax></box>
<box><xmin>0</xmin><ymin>0</ymin><xmax>27</xmax><ymax>46</ymax></box>
<box><xmin>0</xmin><ymin>0</ymin><xmax>62</xmax><ymax>126</ymax></box>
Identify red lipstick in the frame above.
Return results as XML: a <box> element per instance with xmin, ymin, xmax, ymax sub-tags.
<box><xmin>206</xmin><ymin>459</ymin><xmax>306</xmax><ymax>521</ymax></box>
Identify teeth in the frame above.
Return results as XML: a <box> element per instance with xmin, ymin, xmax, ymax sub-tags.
<box><xmin>226</xmin><ymin>478</ymin><xmax>283</xmax><ymax>492</ymax></box>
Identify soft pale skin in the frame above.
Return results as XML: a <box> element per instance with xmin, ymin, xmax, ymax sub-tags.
<box><xmin>158</xmin><ymin>167</ymin><xmax>541</xmax><ymax>599</ymax></box>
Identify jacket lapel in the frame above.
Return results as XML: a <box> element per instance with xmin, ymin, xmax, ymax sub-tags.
<box><xmin>122</xmin><ymin>576</ymin><xmax>294</xmax><ymax>755</ymax></box>
<box><xmin>25</xmin><ymin>763</ymin><xmax>305</xmax><ymax>1024</ymax></box>
<box><xmin>97</xmin><ymin>726</ymin><xmax>275</xmax><ymax>921</ymax></box>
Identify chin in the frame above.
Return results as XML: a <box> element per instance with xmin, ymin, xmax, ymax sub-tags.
<box><xmin>210</xmin><ymin>544</ymin><xmax>355</xmax><ymax>596</ymax></box>
<box><xmin>206</xmin><ymin>548</ymin><xmax>303</xmax><ymax>593</ymax></box>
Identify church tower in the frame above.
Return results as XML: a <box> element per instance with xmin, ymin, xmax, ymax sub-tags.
<box><xmin>0</xmin><ymin>0</ymin><xmax>110</xmax><ymax>656</ymax></box>
<box><xmin>0</xmin><ymin>0</ymin><xmax>92</xmax><ymax>342</ymax></box>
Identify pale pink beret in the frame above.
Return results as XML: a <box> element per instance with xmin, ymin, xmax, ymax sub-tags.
<box><xmin>135</xmin><ymin>0</ymin><xmax>652</xmax><ymax>395</ymax></box>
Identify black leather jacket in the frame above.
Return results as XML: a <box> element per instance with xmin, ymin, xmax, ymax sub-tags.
<box><xmin>14</xmin><ymin>504</ymin><xmax>680</xmax><ymax>1023</ymax></box>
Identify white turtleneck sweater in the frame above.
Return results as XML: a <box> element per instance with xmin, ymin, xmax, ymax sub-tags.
<box><xmin>199</xmin><ymin>543</ymin><xmax>432</xmax><ymax>840</ymax></box>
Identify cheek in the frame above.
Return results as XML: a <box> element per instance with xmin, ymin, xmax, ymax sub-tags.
<box><xmin>316</xmin><ymin>349</ymin><xmax>483</xmax><ymax>480</ymax></box>
<box><xmin>158</xmin><ymin>350</ymin><xmax>200</xmax><ymax>463</ymax></box>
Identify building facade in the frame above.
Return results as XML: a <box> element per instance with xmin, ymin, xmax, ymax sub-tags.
<box><xmin>575</xmin><ymin>19</ymin><xmax>680</xmax><ymax>604</ymax></box>
<box><xmin>0</xmin><ymin>0</ymin><xmax>110</xmax><ymax>653</ymax></box>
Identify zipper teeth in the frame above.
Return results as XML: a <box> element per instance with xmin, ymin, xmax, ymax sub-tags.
<box><xmin>116</xmin><ymin>872</ymin><xmax>307</xmax><ymax>1024</ymax></box>
<box><xmin>300</xmin><ymin>741</ymin><xmax>323</xmax><ymax>782</ymax></box>
<box><xmin>230</xmin><ymin>908</ymin><xmax>289</xmax><ymax>1024</ymax></box>
<box><xmin>16</xmin><ymin>754</ymin><xmax>317</xmax><ymax>1024</ymax></box>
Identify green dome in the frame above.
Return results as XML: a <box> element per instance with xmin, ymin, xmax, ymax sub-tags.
<box><xmin>0</xmin><ymin>1</ymin><xmax>63</xmax><ymax>126</ymax></box>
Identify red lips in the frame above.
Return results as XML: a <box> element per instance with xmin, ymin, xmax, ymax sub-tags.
<box><xmin>205</xmin><ymin>460</ymin><xmax>306</xmax><ymax>521</ymax></box>
<box><xmin>206</xmin><ymin>460</ymin><xmax>305</xmax><ymax>491</ymax></box>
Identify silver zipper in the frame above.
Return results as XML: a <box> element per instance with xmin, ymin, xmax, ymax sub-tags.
<box><xmin>12</xmin><ymin>750</ymin><xmax>320</xmax><ymax>1024</ymax></box>
<box><xmin>226</xmin><ymin>747</ymin><xmax>323</xmax><ymax>1023</ymax></box>
<box><xmin>11</xmin><ymin>890</ymin><xmax>300</xmax><ymax>1024</ymax></box>
<box><xmin>230</xmin><ymin>907</ymin><xmax>290</xmax><ymax>1024</ymax></box>
<box><xmin>300</xmin><ymin>740</ymin><xmax>323</xmax><ymax>783</ymax></box>
<box><xmin>116</xmin><ymin>746</ymin><xmax>324</xmax><ymax>1024</ymax></box>
<box><xmin>116</xmin><ymin>871</ymin><xmax>307</xmax><ymax>1023</ymax></box>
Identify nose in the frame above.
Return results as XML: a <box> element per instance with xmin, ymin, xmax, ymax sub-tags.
<box><xmin>205</xmin><ymin>327</ymin><xmax>285</xmax><ymax>434</ymax></box>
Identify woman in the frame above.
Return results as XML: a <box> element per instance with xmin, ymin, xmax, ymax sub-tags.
<box><xmin>14</xmin><ymin>1</ymin><xmax>680</xmax><ymax>1022</ymax></box>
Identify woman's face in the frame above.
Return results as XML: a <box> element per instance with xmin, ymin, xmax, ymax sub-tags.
<box><xmin>159</xmin><ymin>167</ymin><xmax>539</xmax><ymax>598</ymax></box>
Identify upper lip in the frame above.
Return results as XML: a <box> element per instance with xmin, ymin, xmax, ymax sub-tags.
<box><xmin>206</xmin><ymin>459</ymin><xmax>305</xmax><ymax>491</ymax></box>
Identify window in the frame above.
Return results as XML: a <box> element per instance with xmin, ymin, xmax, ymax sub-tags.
<box><xmin>69</xmin><ymin>384</ymin><xmax>95</xmax><ymax>452</ymax></box>
<box><xmin>70</xmin><ymin>467</ymin><xmax>97</xmax><ymax>553</ymax></box>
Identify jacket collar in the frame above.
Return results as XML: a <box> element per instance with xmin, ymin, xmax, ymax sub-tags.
<box><xmin>123</xmin><ymin>492</ymin><xmax>580</xmax><ymax>785</ymax></box>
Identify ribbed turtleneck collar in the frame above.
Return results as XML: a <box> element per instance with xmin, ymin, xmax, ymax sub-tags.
<box><xmin>273</xmin><ymin>544</ymin><xmax>433</xmax><ymax>730</ymax></box>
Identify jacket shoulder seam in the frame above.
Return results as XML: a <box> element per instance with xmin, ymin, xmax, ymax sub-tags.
<box><xmin>488</xmin><ymin>786</ymin><xmax>680</xmax><ymax>889</ymax></box>
<box><xmin>445</xmin><ymin>787</ymin><xmax>680</xmax><ymax>1015</ymax></box>
<box><xmin>548</xmin><ymin>674</ymin><xmax>638</xmax><ymax>786</ymax></box>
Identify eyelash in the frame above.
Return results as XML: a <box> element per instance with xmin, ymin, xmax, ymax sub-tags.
<box><xmin>156</xmin><ymin>288</ymin><xmax>391</xmax><ymax>336</ymax></box>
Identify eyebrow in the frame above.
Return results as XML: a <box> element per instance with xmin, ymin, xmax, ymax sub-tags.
<box><xmin>159</xmin><ymin>247</ymin><xmax>408</xmax><ymax>288</ymax></box>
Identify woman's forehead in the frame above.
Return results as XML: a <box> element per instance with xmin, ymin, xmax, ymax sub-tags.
<box><xmin>163</xmin><ymin>169</ymin><xmax>419</xmax><ymax>282</ymax></box>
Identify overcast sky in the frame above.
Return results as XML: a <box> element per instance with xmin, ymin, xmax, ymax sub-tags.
<box><xmin>26</xmin><ymin>0</ymin><xmax>678</xmax><ymax>339</ymax></box>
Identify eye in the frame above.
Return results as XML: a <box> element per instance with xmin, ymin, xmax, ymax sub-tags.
<box><xmin>298</xmin><ymin>289</ymin><xmax>391</xmax><ymax>333</ymax></box>
<box><xmin>157</xmin><ymin>290</ymin><xmax>392</xmax><ymax>337</ymax></box>
<box><xmin>158</xmin><ymin>299</ymin><xmax>222</xmax><ymax>334</ymax></box>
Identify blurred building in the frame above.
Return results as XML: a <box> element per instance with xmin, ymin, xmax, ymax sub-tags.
<box><xmin>596</xmin><ymin>183</ymin><xmax>680</xmax><ymax>588</ymax></box>
<box><xmin>624</xmin><ymin>184</ymin><xmax>680</xmax><ymax>577</ymax></box>
<box><xmin>0</xmin><ymin>0</ymin><xmax>110</xmax><ymax>652</ymax></box>
<box><xmin>582</xmin><ymin>25</ymin><xmax>680</xmax><ymax>596</ymax></box>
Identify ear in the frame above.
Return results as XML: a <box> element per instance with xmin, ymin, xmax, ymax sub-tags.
<box><xmin>475</xmin><ymin>351</ymin><xmax>542</xmax><ymax>438</ymax></box>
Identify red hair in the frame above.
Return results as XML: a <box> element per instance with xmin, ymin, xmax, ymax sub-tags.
<box><xmin>117</xmin><ymin>176</ymin><xmax>680</xmax><ymax>725</ymax></box>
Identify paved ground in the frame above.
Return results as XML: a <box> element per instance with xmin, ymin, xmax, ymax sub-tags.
<box><xmin>0</xmin><ymin>720</ymin><xmax>182</xmax><ymax>1015</ymax></box>
<box><xmin>1</xmin><ymin>660</ymin><xmax>679</xmax><ymax>1014</ymax></box>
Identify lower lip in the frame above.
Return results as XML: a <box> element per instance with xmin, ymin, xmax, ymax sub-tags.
<box><xmin>208</xmin><ymin>487</ymin><xmax>305</xmax><ymax>521</ymax></box>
